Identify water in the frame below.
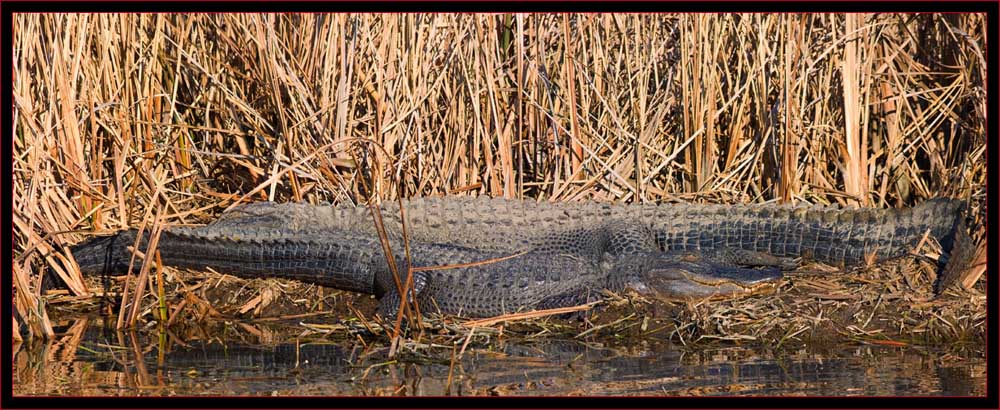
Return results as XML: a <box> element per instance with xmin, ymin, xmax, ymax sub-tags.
<box><xmin>12</xmin><ymin>317</ymin><xmax>986</xmax><ymax>396</ymax></box>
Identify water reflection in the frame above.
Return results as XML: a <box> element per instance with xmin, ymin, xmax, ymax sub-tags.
<box><xmin>12</xmin><ymin>317</ymin><xmax>986</xmax><ymax>396</ymax></box>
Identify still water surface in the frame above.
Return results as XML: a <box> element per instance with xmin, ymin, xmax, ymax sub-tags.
<box><xmin>13</xmin><ymin>317</ymin><xmax>985</xmax><ymax>396</ymax></box>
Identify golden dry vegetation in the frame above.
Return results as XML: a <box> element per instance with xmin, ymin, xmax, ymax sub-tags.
<box><xmin>12</xmin><ymin>13</ymin><xmax>987</xmax><ymax>343</ymax></box>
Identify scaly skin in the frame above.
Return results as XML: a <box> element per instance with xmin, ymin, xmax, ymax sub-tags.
<box><xmin>72</xmin><ymin>228</ymin><xmax>778</xmax><ymax>317</ymax></box>
<box><xmin>68</xmin><ymin>197</ymin><xmax>965</xmax><ymax>317</ymax></box>
<box><xmin>200</xmin><ymin>197</ymin><xmax>965</xmax><ymax>266</ymax></box>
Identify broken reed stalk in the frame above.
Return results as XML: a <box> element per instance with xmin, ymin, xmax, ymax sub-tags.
<box><xmin>123</xmin><ymin>207</ymin><xmax>167</xmax><ymax>329</ymax></box>
<box><xmin>409</xmin><ymin>250</ymin><xmax>531</xmax><ymax>274</ymax></box>
<box><xmin>844</xmin><ymin>14</ymin><xmax>872</xmax><ymax>206</ymax></box>
<box><xmin>352</xmin><ymin>143</ymin><xmax>414</xmax><ymax>349</ymax></box>
<box><xmin>460</xmin><ymin>301</ymin><xmax>600</xmax><ymax>328</ymax></box>
<box><xmin>367</xmin><ymin>204</ymin><xmax>411</xmax><ymax>343</ymax></box>
<box><xmin>959</xmin><ymin>245</ymin><xmax>987</xmax><ymax>290</ymax></box>
<box><xmin>12</xmin><ymin>316</ymin><xmax>23</xmax><ymax>343</ymax></box>
<box><xmin>155</xmin><ymin>250</ymin><xmax>168</xmax><ymax>323</ymax></box>
<box><xmin>221</xmin><ymin>139</ymin><xmax>366</xmax><ymax>213</ymax></box>
<box><xmin>393</xmin><ymin>188</ymin><xmax>427</xmax><ymax>341</ymax></box>
<box><xmin>12</xmin><ymin>263</ymin><xmax>54</xmax><ymax>339</ymax></box>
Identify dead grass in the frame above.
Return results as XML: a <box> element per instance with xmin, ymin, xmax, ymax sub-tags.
<box><xmin>47</xmin><ymin>258</ymin><xmax>985</xmax><ymax>353</ymax></box>
<box><xmin>12</xmin><ymin>13</ymin><xmax>987</xmax><ymax>342</ymax></box>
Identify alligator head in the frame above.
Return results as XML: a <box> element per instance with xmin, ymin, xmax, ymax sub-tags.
<box><xmin>624</xmin><ymin>253</ymin><xmax>783</xmax><ymax>302</ymax></box>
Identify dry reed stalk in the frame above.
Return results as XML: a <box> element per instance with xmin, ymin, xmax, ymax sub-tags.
<box><xmin>960</xmin><ymin>242</ymin><xmax>988</xmax><ymax>290</ymax></box>
<box><xmin>13</xmin><ymin>263</ymin><xmax>54</xmax><ymax>339</ymax></box>
<box><xmin>122</xmin><ymin>207</ymin><xmax>167</xmax><ymax>329</ymax></box>
<box><xmin>515</xmin><ymin>14</ymin><xmax>526</xmax><ymax>196</ymax></box>
<box><xmin>460</xmin><ymin>302</ymin><xmax>599</xmax><ymax>328</ymax></box>
<box><xmin>840</xmin><ymin>14</ymin><xmax>866</xmax><ymax>206</ymax></box>
<box><xmin>780</xmin><ymin>16</ymin><xmax>799</xmax><ymax>203</ymax></box>
<box><xmin>13</xmin><ymin>317</ymin><xmax>23</xmax><ymax>342</ymax></box>
<box><xmin>562</xmin><ymin>14</ymin><xmax>583</xmax><ymax>185</ymax></box>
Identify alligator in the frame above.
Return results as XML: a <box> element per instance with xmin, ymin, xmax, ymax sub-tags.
<box><xmin>67</xmin><ymin>197</ymin><xmax>968</xmax><ymax>318</ymax></box>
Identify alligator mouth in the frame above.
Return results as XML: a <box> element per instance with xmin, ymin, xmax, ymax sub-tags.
<box><xmin>634</xmin><ymin>261</ymin><xmax>783</xmax><ymax>302</ymax></box>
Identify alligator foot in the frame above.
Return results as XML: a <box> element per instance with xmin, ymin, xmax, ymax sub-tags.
<box><xmin>374</xmin><ymin>270</ymin><xmax>429</xmax><ymax>322</ymax></box>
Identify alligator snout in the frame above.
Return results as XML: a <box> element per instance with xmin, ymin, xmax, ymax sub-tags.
<box><xmin>633</xmin><ymin>259</ymin><xmax>783</xmax><ymax>302</ymax></box>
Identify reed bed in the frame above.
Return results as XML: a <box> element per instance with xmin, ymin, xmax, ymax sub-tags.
<box><xmin>12</xmin><ymin>13</ymin><xmax>987</xmax><ymax>342</ymax></box>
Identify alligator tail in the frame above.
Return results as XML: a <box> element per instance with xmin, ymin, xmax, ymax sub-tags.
<box><xmin>68</xmin><ymin>229</ymin><xmax>379</xmax><ymax>294</ymax></box>
<box><xmin>69</xmin><ymin>229</ymin><xmax>141</xmax><ymax>275</ymax></box>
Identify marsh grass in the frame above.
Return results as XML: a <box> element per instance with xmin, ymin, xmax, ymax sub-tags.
<box><xmin>12</xmin><ymin>13</ymin><xmax>987</xmax><ymax>341</ymax></box>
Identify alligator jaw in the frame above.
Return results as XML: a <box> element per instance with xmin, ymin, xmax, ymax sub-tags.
<box><xmin>634</xmin><ymin>260</ymin><xmax>783</xmax><ymax>302</ymax></box>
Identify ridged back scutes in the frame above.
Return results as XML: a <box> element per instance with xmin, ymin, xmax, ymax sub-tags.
<box><xmin>644</xmin><ymin>198</ymin><xmax>963</xmax><ymax>266</ymax></box>
<box><xmin>178</xmin><ymin>196</ymin><xmax>963</xmax><ymax>268</ymax></box>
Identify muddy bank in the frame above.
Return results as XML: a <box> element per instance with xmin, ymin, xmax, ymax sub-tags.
<box><xmin>40</xmin><ymin>254</ymin><xmax>986</xmax><ymax>351</ymax></box>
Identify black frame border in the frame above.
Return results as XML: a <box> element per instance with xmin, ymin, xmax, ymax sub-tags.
<box><xmin>2</xmin><ymin>1</ymin><xmax>996</xmax><ymax>409</ymax></box>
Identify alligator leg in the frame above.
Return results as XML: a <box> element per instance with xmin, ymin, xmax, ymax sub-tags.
<box><xmin>536</xmin><ymin>287</ymin><xmax>604</xmax><ymax>311</ymax></box>
<box><xmin>934</xmin><ymin>219</ymin><xmax>976</xmax><ymax>293</ymax></box>
<box><xmin>607</xmin><ymin>223</ymin><xmax>660</xmax><ymax>255</ymax></box>
<box><xmin>374</xmin><ymin>270</ymin><xmax>429</xmax><ymax>320</ymax></box>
